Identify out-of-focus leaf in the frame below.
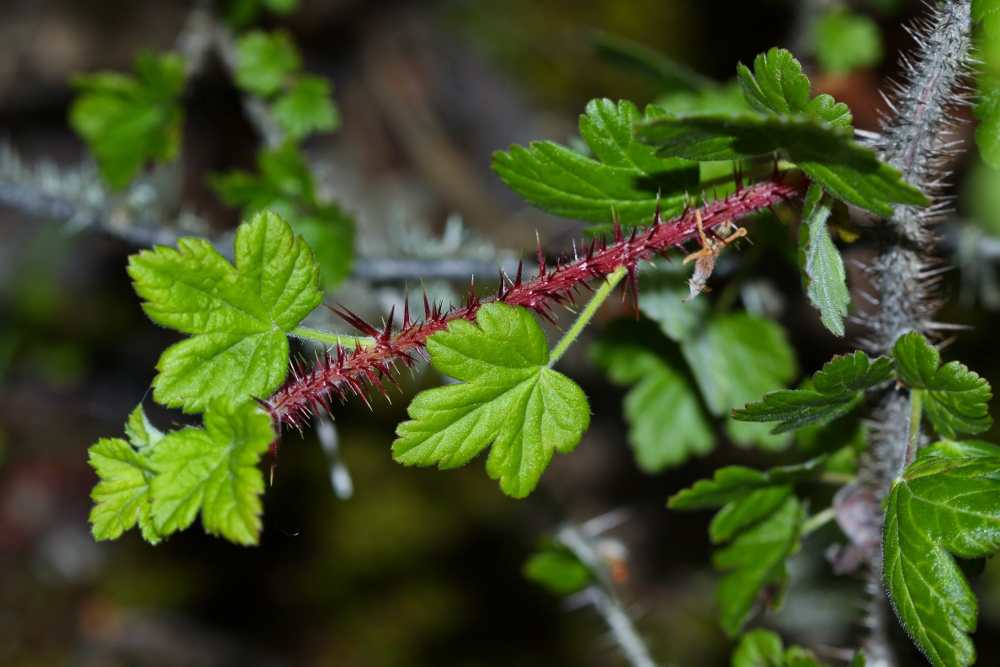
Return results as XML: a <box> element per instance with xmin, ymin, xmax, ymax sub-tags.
<box><xmin>69</xmin><ymin>51</ymin><xmax>186</xmax><ymax>189</ymax></box>
<box><xmin>814</xmin><ymin>9</ymin><xmax>884</xmax><ymax>74</ymax></box>
<box><xmin>234</xmin><ymin>30</ymin><xmax>301</xmax><ymax>97</ymax></box>
<box><xmin>273</xmin><ymin>75</ymin><xmax>339</xmax><ymax>140</ymax></box>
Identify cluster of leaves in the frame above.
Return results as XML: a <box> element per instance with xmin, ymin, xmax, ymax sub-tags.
<box><xmin>210</xmin><ymin>142</ymin><xmax>355</xmax><ymax>288</ymax></box>
<box><xmin>669</xmin><ymin>458</ymin><xmax>822</xmax><ymax>635</ymax></box>
<box><xmin>69</xmin><ymin>51</ymin><xmax>186</xmax><ymax>188</ymax></box>
<box><xmin>75</xmin><ymin>31</ymin><xmax>1000</xmax><ymax>666</ymax></box>
<box><xmin>232</xmin><ymin>28</ymin><xmax>339</xmax><ymax>141</ymax></box>
<box><xmin>735</xmin><ymin>333</ymin><xmax>991</xmax><ymax>440</ymax></box>
<box><xmin>592</xmin><ymin>293</ymin><xmax>795</xmax><ymax>473</ymax></box>
<box><xmin>89</xmin><ymin>211</ymin><xmax>325</xmax><ymax>545</ymax></box>
<box><xmin>89</xmin><ymin>399</ymin><xmax>275</xmax><ymax>545</ymax></box>
<box><xmin>708</xmin><ymin>334</ymin><xmax>997</xmax><ymax>667</ymax></box>
<box><xmin>492</xmin><ymin>98</ymin><xmax>699</xmax><ymax>227</ymax></box>
<box><xmin>66</xmin><ymin>8</ymin><xmax>355</xmax><ymax>289</ymax></box>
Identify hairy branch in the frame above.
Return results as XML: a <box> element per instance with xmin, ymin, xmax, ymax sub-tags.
<box><xmin>860</xmin><ymin>2</ymin><xmax>974</xmax><ymax>665</ymax></box>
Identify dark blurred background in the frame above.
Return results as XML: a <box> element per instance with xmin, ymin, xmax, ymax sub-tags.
<box><xmin>2</xmin><ymin>0</ymin><xmax>1000</xmax><ymax>665</ymax></box>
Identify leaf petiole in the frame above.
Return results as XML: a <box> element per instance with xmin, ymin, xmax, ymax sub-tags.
<box><xmin>548</xmin><ymin>265</ymin><xmax>628</xmax><ymax>368</ymax></box>
<box><xmin>902</xmin><ymin>388</ymin><xmax>923</xmax><ymax>472</ymax></box>
<box><xmin>290</xmin><ymin>326</ymin><xmax>376</xmax><ymax>349</ymax></box>
<box><xmin>800</xmin><ymin>506</ymin><xmax>837</xmax><ymax>536</ymax></box>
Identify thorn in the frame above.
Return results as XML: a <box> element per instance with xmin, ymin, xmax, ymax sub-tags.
<box><xmin>469</xmin><ymin>275</ymin><xmax>476</xmax><ymax>305</ymax></box>
<box><xmin>628</xmin><ymin>264</ymin><xmax>640</xmax><ymax>319</ymax></box>
<box><xmin>536</xmin><ymin>231</ymin><xmax>546</xmax><ymax>275</ymax></box>
<box><xmin>403</xmin><ymin>285</ymin><xmax>411</xmax><ymax>328</ymax></box>
<box><xmin>381</xmin><ymin>306</ymin><xmax>395</xmax><ymax>343</ymax></box>
<box><xmin>422</xmin><ymin>280</ymin><xmax>431</xmax><ymax>319</ymax></box>
<box><xmin>515</xmin><ymin>256</ymin><xmax>523</xmax><ymax>288</ymax></box>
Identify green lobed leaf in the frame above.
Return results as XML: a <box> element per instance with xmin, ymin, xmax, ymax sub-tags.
<box><xmin>736</xmin><ymin>47</ymin><xmax>852</xmax><ymax>127</ymax></box>
<box><xmin>636</xmin><ymin>113</ymin><xmax>928</xmax><ymax>217</ymax></box>
<box><xmin>590</xmin><ymin>30</ymin><xmax>714</xmax><ymax>93</ymax></box>
<box><xmin>892</xmin><ymin>332</ymin><xmax>993</xmax><ymax>438</ymax></box>
<box><xmin>734</xmin><ymin>351</ymin><xmax>892</xmax><ymax>433</ymax></box>
<box><xmin>393</xmin><ymin>303</ymin><xmax>590</xmax><ymax>498</ymax></box>
<box><xmin>211</xmin><ymin>141</ymin><xmax>316</xmax><ymax>212</ymax></box>
<box><xmin>273</xmin><ymin>75</ymin><xmax>340</xmax><ymax>141</ymax></box>
<box><xmin>234</xmin><ymin>30</ymin><xmax>301</xmax><ymax>98</ymax></box>
<box><xmin>669</xmin><ymin>457</ymin><xmax>825</xmax><ymax>511</ymax></box>
<box><xmin>492</xmin><ymin>99</ymin><xmax>698</xmax><ymax>226</ymax></box>
<box><xmin>69</xmin><ymin>51</ymin><xmax>186</xmax><ymax>189</ymax></box>
<box><xmin>591</xmin><ymin>320</ymin><xmax>714</xmax><ymax>472</ymax></box>
<box><xmin>523</xmin><ymin>546</ymin><xmax>593</xmax><ymax>595</ymax></box>
<box><xmin>128</xmin><ymin>210</ymin><xmax>323</xmax><ymax>412</ymax></box>
<box><xmin>89</xmin><ymin>406</ymin><xmax>166</xmax><ymax>544</ymax></box>
<box><xmin>732</xmin><ymin>628</ymin><xmax>828</xmax><ymax>667</ymax></box>
<box><xmin>149</xmin><ymin>397</ymin><xmax>275</xmax><ymax>545</ymax></box>
<box><xmin>799</xmin><ymin>183</ymin><xmax>850</xmax><ymax>336</ymax></box>
<box><xmin>715</xmin><ymin>495</ymin><xmax>804</xmax><ymax>636</ymax></box>
<box><xmin>883</xmin><ymin>452</ymin><xmax>1000</xmax><ymax>667</ymax></box>
<box><xmin>814</xmin><ymin>9</ymin><xmax>884</xmax><ymax>75</ymax></box>
<box><xmin>737</xmin><ymin>48</ymin><xmax>812</xmax><ymax>117</ymax></box>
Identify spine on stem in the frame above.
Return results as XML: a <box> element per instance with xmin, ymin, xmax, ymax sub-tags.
<box><xmin>264</xmin><ymin>174</ymin><xmax>808</xmax><ymax>429</ymax></box>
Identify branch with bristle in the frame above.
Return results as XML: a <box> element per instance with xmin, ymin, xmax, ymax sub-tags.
<box><xmin>264</xmin><ymin>174</ymin><xmax>808</xmax><ymax>430</ymax></box>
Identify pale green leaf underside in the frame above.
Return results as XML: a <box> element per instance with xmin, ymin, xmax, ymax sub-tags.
<box><xmin>128</xmin><ymin>210</ymin><xmax>322</xmax><ymax>412</ymax></box>
<box><xmin>149</xmin><ymin>398</ymin><xmax>275</xmax><ymax>545</ymax></box>
<box><xmin>799</xmin><ymin>183</ymin><xmax>849</xmax><ymax>336</ymax></box>
<box><xmin>393</xmin><ymin>303</ymin><xmax>590</xmax><ymax>498</ymax></box>
<box><xmin>884</xmin><ymin>455</ymin><xmax>1000</xmax><ymax>667</ymax></box>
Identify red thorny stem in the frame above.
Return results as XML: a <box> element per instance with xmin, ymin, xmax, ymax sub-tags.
<box><xmin>264</xmin><ymin>173</ymin><xmax>808</xmax><ymax>430</ymax></box>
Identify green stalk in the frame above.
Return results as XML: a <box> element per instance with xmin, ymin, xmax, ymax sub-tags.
<box><xmin>290</xmin><ymin>326</ymin><xmax>375</xmax><ymax>349</ymax></box>
<box><xmin>801</xmin><ymin>506</ymin><xmax>837</xmax><ymax>537</ymax></box>
<box><xmin>548</xmin><ymin>266</ymin><xmax>628</xmax><ymax>368</ymax></box>
<box><xmin>902</xmin><ymin>389</ymin><xmax>923</xmax><ymax>472</ymax></box>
